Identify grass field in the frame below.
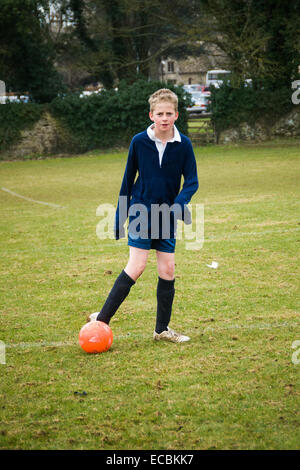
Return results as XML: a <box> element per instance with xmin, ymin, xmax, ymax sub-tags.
<box><xmin>0</xmin><ymin>141</ymin><xmax>299</xmax><ymax>450</ymax></box>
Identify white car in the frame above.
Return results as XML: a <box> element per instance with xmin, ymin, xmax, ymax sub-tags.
<box><xmin>79</xmin><ymin>89</ymin><xmax>103</xmax><ymax>98</ymax></box>
<box><xmin>183</xmin><ymin>84</ymin><xmax>203</xmax><ymax>92</ymax></box>
<box><xmin>187</xmin><ymin>92</ymin><xmax>210</xmax><ymax>113</ymax></box>
<box><xmin>0</xmin><ymin>95</ymin><xmax>30</xmax><ymax>104</ymax></box>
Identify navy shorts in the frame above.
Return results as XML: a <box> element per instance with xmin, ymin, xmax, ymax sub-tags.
<box><xmin>128</xmin><ymin>233</ymin><xmax>176</xmax><ymax>253</ymax></box>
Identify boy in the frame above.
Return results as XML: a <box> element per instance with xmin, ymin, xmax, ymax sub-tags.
<box><xmin>89</xmin><ymin>88</ymin><xmax>199</xmax><ymax>343</ymax></box>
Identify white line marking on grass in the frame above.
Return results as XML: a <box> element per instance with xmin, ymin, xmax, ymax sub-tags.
<box><xmin>203</xmin><ymin>321</ymin><xmax>300</xmax><ymax>334</ymax></box>
<box><xmin>6</xmin><ymin>341</ymin><xmax>75</xmax><ymax>349</ymax></box>
<box><xmin>5</xmin><ymin>321</ymin><xmax>299</xmax><ymax>350</ymax></box>
<box><xmin>205</xmin><ymin>227</ymin><xmax>300</xmax><ymax>242</ymax></box>
<box><xmin>203</xmin><ymin>195</ymin><xmax>274</xmax><ymax>206</ymax></box>
<box><xmin>1</xmin><ymin>187</ymin><xmax>65</xmax><ymax>209</ymax></box>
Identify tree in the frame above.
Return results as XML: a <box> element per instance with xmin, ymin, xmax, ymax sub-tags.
<box><xmin>0</xmin><ymin>0</ymin><xmax>64</xmax><ymax>102</ymax></box>
<box><xmin>197</xmin><ymin>0</ymin><xmax>300</xmax><ymax>88</ymax></box>
<box><xmin>55</xmin><ymin>0</ymin><xmax>206</xmax><ymax>88</ymax></box>
<box><xmin>203</xmin><ymin>0</ymin><xmax>300</xmax><ymax>132</ymax></box>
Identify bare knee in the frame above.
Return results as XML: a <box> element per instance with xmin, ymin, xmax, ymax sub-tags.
<box><xmin>158</xmin><ymin>260</ymin><xmax>175</xmax><ymax>280</ymax></box>
<box><xmin>125</xmin><ymin>250</ymin><xmax>148</xmax><ymax>281</ymax></box>
<box><xmin>132</xmin><ymin>261</ymin><xmax>147</xmax><ymax>279</ymax></box>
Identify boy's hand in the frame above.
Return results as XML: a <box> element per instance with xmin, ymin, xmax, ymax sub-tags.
<box><xmin>171</xmin><ymin>204</ymin><xmax>192</xmax><ymax>225</ymax></box>
<box><xmin>183</xmin><ymin>205</ymin><xmax>192</xmax><ymax>225</ymax></box>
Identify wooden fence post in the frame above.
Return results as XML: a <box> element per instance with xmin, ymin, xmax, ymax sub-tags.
<box><xmin>188</xmin><ymin>114</ymin><xmax>216</xmax><ymax>145</ymax></box>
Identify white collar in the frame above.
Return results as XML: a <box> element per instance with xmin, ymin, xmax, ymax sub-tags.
<box><xmin>147</xmin><ymin>124</ymin><xmax>181</xmax><ymax>144</ymax></box>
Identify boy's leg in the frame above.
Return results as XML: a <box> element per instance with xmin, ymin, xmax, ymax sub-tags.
<box><xmin>154</xmin><ymin>250</ymin><xmax>190</xmax><ymax>342</ymax></box>
<box><xmin>155</xmin><ymin>251</ymin><xmax>175</xmax><ymax>333</ymax></box>
<box><xmin>124</xmin><ymin>246</ymin><xmax>149</xmax><ymax>282</ymax></box>
<box><xmin>96</xmin><ymin>247</ymin><xmax>149</xmax><ymax>324</ymax></box>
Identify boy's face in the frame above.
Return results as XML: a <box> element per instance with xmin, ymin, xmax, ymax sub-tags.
<box><xmin>149</xmin><ymin>102</ymin><xmax>178</xmax><ymax>136</ymax></box>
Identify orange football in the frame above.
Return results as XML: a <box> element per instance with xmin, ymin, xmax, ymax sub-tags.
<box><xmin>79</xmin><ymin>321</ymin><xmax>113</xmax><ymax>353</ymax></box>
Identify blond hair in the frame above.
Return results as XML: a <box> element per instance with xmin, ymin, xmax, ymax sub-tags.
<box><xmin>148</xmin><ymin>88</ymin><xmax>178</xmax><ymax>113</ymax></box>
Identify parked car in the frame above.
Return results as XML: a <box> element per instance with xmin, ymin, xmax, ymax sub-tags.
<box><xmin>187</xmin><ymin>92</ymin><xmax>211</xmax><ymax>113</ymax></box>
<box><xmin>79</xmin><ymin>89</ymin><xmax>103</xmax><ymax>98</ymax></box>
<box><xmin>184</xmin><ymin>84</ymin><xmax>211</xmax><ymax>97</ymax></box>
<box><xmin>183</xmin><ymin>84</ymin><xmax>208</xmax><ymax>93</ymax></box>
<box><xmin>79</xmin><ymin>86</ymin><xmax>105</xmax><ymax>98</ymax></box>
<box><xmin>0</xmin><ymin>94</ymin><xmax>30</xmax><ymax>104</ymax></box>
<box><xmin>198</xmin><ymin>85</ymin><xmax>211</xmax><ymax>94</ymax></box>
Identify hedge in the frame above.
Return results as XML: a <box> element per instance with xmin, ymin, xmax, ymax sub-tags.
<box><xmin>0</xmin><ymin>80</ymin><xmax>191</xmax><ymax>155</ymax></box>
<box><xmin>209</xmin><ymin>81</ymin><xmax>293</xmax><ymax>135</ymax></box>
<box><xmin>49</xmin><ymin>79</ymin><xmax>191</xmax><ymax>152</ymax></box>
<box><xmin>0</xmin><ymin>102</ymin><xmax>43</xmax><ymax>152</ymax></box>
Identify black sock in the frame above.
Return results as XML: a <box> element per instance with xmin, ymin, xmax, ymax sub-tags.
<box><xmin>155</xmin><ymin>277</ymin><xmax>175</xmax><ymax>334</ymax></box>
<box><xmin>96</xmin><ymin>270</ymin><xmax>135</xmax><ymax>324</ymax></box>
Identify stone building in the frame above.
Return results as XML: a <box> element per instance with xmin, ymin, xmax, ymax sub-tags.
<box><xmin>160</xmin><ymin>50</ymin><xmax>228</xmax><ymax>86</ymax></box>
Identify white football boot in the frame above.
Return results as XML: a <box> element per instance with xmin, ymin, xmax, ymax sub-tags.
<box><xmin>153</xmin><ymin>327</ymin><xmax>190</xmax><ymax>343</ymax></box>
<box><xmin>87</xmin><ymin>312</ymin><xmax>99</xmax><ymax>322</ymax></box>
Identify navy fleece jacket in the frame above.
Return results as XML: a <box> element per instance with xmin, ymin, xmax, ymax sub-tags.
<box><xmin>115</xmin><ymin>129</ymin><xmax>199</xmax><ymax>239</ymax></box>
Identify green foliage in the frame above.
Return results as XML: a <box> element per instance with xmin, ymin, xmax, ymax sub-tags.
<box><xmin>0</xmin><ymin>0</ymin><xmax>65</xmax><ymax>103</ymax></box>
<box><xmin>0</xmin><ymin>80</ymin><xmax>191</xmax><ymax>155</ymax></box>
<box><xmin>50</xmin><ymin>80</ymin><xmax>191</xmax><ymax>151</ymax></box>
<box><xmin>0</xmin><ymin>102</ymin><xmax>43</xmax><ymax>152</ymax></box>
<box><xmin>210</xmin><ymin>82</ymin><xmax>293</xmax><ymax>135</ymax></box>
<box><xmin>200</xmin><ymin>0</ymin><xmax>300</xmax><ymax>87</ymax></box>
<box><xmin>64</xmin><ymin>0</ymin><xmax>200</xmax><ymax>89</ymax></box>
